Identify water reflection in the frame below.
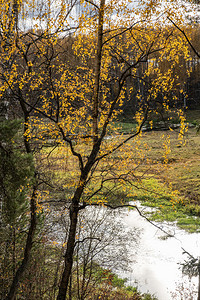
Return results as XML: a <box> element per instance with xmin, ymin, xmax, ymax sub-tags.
<box><xmin>121</xmin><ymin>206</ymin><xmax>200</xmax><ymax>299</ymax></box>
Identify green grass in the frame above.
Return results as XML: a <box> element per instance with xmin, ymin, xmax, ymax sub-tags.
<box><xmin>110</xmin><ymin>121</ymin><xmax>137</xmax><ymax>134</ymax></box>
<box><xmin>128</xmin><ymin>176</ymin><xmax>200</xmax><ymax>232</ymax></box>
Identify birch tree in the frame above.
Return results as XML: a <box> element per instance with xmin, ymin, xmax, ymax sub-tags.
<box><xmin>0</xmin><ymin>0</ymin><xmax>194</xmax><ymax>299</ymax></box>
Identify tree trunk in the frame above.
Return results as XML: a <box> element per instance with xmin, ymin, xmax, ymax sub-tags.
<box><xmin>198</xmin><ymin>259</ymin><xmax>200</xmax><ymax>300</ymax></box>
<box><xmin>57</xmin><ymin>207</ymin><xmax>78</xmax><ymax>300</ymax></box>
<box><xmin>57</xmin><ymin>183</ymin><xmax>85</xmax><ymax>300</ymax></box>
<box><xmin>5</xmin><ymin>89</ymin><xmax>37</xmax><ymax>300</ymax></box>
<box><xmin>12</xmin><ymin>227</ymin><xmax>16</xmax><ymax>280</ymax></box>
<box><xmin>92</xmin><ymin>0</ymin><xmax>105</xmax><ymax>144</ymax></box>
<box><xmin>6</xmin><ymin>186</ymin><xmax>37</xmax><ymax>300</ymax></box>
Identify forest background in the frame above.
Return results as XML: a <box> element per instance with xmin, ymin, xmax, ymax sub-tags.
<box><xmin>0</xmin><ymin>0</ymin><xmax>200</xmax><ymax>299</ymax></box>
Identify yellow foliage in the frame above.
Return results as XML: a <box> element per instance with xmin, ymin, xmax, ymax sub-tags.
<box><xmin>0</xmin><ymin>0</ymin><xmax>194</xmax><ymax>208</ymax></box>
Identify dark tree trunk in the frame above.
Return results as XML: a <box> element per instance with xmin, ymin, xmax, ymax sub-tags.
<box><xmin>12</xmin><ymin>227</ymin><xmax>16</xmax><ymax>279</ymax></box>
<box><xmin>92</xmin><ymin>0</ymin><xmax>105</xmax><ymax>144</ymax></box>
<box><xmin>57</xmin><ymin>210</ymin><xmax>78</xmax><ymax>299</ymax></box>
<box><xmin>56</xmin><ymin>195</ymin><xmax>80</xmax><ymax>300</ymax></box>
<box><xmin>6</xmin><ymin>95</ymin><xmax>38</xmax><ymax>299</ymax></box>
<box><xmin>198</xmin><ymin>260</ymin><xmax>200</xmax><ymax>300</ymax></box>
<box><xmin>6</xmin><ymin>186</ymin><xmax>37</xmax><ymax>300</ymax></box>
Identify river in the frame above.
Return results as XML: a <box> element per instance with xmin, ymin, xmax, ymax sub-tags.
<box><xmin>118</xmin><ymin>204</ymin><xmax>200</xmax><ymax>299</ymax></box>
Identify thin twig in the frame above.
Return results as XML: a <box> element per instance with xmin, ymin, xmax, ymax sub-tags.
<box><xmin>168</xmin><ymin>17</ymin><xmax>200</xmax><ymax>58</ymax></box>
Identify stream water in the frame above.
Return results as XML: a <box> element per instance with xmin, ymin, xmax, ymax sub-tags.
<box><xmin>118</xmin><ymin>204</ymin><xmax>200</xmax><ymax>299</ymax></box>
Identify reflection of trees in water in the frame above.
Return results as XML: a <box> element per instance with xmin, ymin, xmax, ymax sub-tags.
<box><xmin>69</xmin><ymin>206</ymin><xmax>140</xmax><ymax>299</ymax></box>
<box><xmin>171</xmin><ymin>279</ymin><xmax>197</xmax><ymax>300</ymax></box>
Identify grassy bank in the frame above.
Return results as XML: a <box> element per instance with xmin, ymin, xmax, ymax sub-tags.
<box><xmin>113</xmin><ymin>110</ymin><xmax>200</xmax><ymax>232</ymax></box>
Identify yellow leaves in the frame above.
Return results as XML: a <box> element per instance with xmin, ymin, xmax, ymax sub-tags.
<box><xmin>24</xmin><ymin>124</ymin><xmax>31</xmax><ymax>141</ymax></box>
<box><xmin>52</xmin><ymin>241</ymin><xmax>58</xmax><ymax>246</ymax></box>
<box><xmin>27</xmin><ymin>61</ymin><xmax>33</xmax><ymax>67</ymax></box>
<box><xmin>178</xmin><ymin>113</ymin><xmax>188</xmax><ymax>145</ymax></box>
<box><xmin>162</xmin><ymin>134</ymin><xmax>171</xmax><ymax>165</ymax></box>
<box><xmin>0</xmin><ymin>0</ymin><xmax>194</xmax><ymax>223</ymax></box>
<box><xmin>35</xmin><ymin>190</ymin><xmax>49</xmax><ymax>214</ymax></box>
<box><xmin>135</xmin><ymin>110</ymin><xmax>144</xmax><ymax>131</ymax></box>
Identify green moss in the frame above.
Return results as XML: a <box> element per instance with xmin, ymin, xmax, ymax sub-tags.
<box><xmin>110</xmin><ymin>121</ymin><xmax>137</xmax><ymax>134</ymax></box>
<box><xmin>129</xmin><ymin>176</ymin><xmax>200</xmax><ymax>233</ymax></box>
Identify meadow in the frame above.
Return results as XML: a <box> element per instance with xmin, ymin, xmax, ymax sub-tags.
<box><xmin>40</xmin><ymin>110</ymin><xmax>200</xmax><ymax>232</ymax></box>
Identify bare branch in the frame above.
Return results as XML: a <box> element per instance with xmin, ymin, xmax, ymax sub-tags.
<box><xmin>102</xmin><ymin>21</ymin><xmax>145</xmax><ymax>46</ymax></box>
<box><xmin>84</xmin><ymin>0</ymin><xmax>99</xmax><ymax>10</ymax></box>
<box><xmin>75</xmin><ymin>237</ymin><xmax>101</xmax><ymax>246</ymax></box>
<box><xmin>79</xmin><ymin>202</ymin><xmax>174</xmax><ymax>237</ymax></box>
<box><xmin>168</xmin><ymin>17</ymin><xmax>200</xmax><ymax>58</ymax></box>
